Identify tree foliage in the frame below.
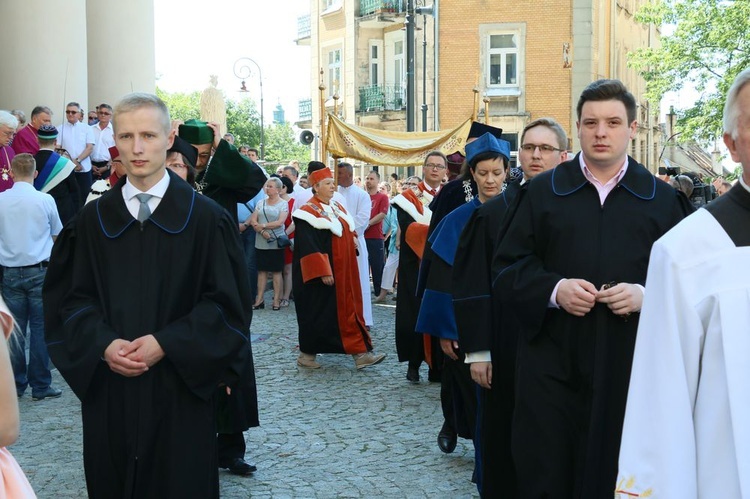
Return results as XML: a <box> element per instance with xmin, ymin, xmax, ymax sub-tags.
<box><xmin>629</xmin><ymin>0</ymin><xmax>750</xmax><ymax>143</ymax></box>
<box><xmin>263</xmin><ymin>122</ymin><xmax>312</xmax><ymax>165</ymax></box>
<box><xmin>156</xmin><ymin>87</ymin><xmax>262</xmax><ymax>148</ymax></box>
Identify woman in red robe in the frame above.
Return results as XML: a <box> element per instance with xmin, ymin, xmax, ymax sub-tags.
<box><xmin>291</xmin><ymin>167</ymin><xmax>386</xmax><ymax>370</ymax></box>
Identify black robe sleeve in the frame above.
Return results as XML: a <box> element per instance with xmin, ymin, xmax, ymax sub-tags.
<box><xmin>44</xmin><ymin>206</ymin><xmax>252</xmax><ymax>402</ymax></box>
<box><xmin>202</xmin><ymin>140</ymin><xmax>268</xmax><ymax>209</ymax></box>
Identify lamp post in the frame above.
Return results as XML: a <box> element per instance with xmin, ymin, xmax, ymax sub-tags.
<box><xmin>233</xmin><ymin>57</ymin><xmax>265</xmax><ymax>160</ymax></box>
<box><xmin>415</xmin><ymin>3</ymin><xmax>434</xmax><ymax>132</ymax></box>
<box><xmin>405</xmin><ymin>0</ymin><xmax>415</xmax><ymax>133</ymax></box>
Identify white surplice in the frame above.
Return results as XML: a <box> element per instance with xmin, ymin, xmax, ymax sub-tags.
<box><xmin>338</xmin><ymin>184</ymin><xmax>373</xmax><ymax>326</ymax></box>
<box><xmin>616</xmin><ymin>208</ymin><xmax>750</xmax><ymax>499</ymax></box>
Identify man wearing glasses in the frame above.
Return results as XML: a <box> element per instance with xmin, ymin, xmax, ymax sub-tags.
<box><xmin>419</xmin><ymin>151</ymin><xmax>448</xmax><ymax>203</ymax></box>
<box><xmin>57</xmin><ymin>102</ymin><xmax>95</xmax><ymax>208</ymax></box>
<box><xmin>90</xmin><ymin>104</ymin><xmax>116</xmax><ymax>181</ymax></box>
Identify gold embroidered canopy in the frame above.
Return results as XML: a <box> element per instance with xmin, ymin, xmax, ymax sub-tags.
<box><xmin>325</xmin><ymin>113</ymin><xmax>472</xmax><ymax>167</ymax></box>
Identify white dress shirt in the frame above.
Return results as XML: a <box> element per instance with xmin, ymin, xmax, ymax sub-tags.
<box><xmin>122</xmin><ymin>170</ymin><xmax>170</xmax><ymax>220</ymax></box>
<box><xmin>90</xmin><ymin>122</ymin><xmax>115</xmax><ymax>162</ymax></box>
<box><xmin>57</xmin><ymin>121</ymin><xmax>95</xmax><ymax>172</ymax></box>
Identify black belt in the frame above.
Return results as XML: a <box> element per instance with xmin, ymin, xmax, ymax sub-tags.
<box><xmin>91</xmin><ymin>160</ymin><xmax>109</xmax><ymax>167</ymax></box>
<box><xmin>11</xmin><ymin>261</ymin><xmax>49</xmax><ymax>269</ymax></box>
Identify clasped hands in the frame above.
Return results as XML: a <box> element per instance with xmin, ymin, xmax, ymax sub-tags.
<box><xmin>104</xmin><ymin>335</ymin><xmax>165</xmax><ymax>377</ymax></box>
<box><xmin>556</xmin><ymin>278</ymin><xmax>642</xmax><ymax>317</ymax></box>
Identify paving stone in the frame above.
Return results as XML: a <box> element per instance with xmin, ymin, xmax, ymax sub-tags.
<box><xmin>11</xmin><ymin>294</ymin><xmax>478</xmax><ymax>497</ymax></box>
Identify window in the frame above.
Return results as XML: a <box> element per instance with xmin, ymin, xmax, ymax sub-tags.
<box><xmin>489</xmin><ymin>34</ymin><xmax>518</xmax><ymax>86</ymax></box>
<box><xmin>328</xmin><ymin>48</ymin><xmax>342</xmax><ymax>96</ymax></box>
<box><xmin>369</xmin><ymin>40</ymin><xmax>383</xmax><ymax>86</ymax></box>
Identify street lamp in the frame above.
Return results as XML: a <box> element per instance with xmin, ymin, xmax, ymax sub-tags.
<box><xmin>233</xmin><ymin>57</ymin><xmax>265</xmax><ymax>160</ymax></box>
<box><xmin>415</xmin><ymin>3</ymin><xmax>435</xmax><ymax>132</ymax></box>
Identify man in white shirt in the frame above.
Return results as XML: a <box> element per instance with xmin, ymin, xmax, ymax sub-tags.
<box><xmin>616</xmin><ymin>66</ymin><xmax>750</xmax><ymax>499</ymax></box>
<box><xmin>57</xmin><ymin>101</ymin><xmax>95</xmax><ymax>208</ymax></box>
<box><xmin>0</xmin><ymin>153</ymin><xmax>63</xmax><ymax>401</ymax></box>
<box><xmin>90</xmin><ymin>103</ymin><xmax>115</xmax><ymax>180</ymax></box>
<box><xmin>337</xmin><ymin>162</ymin><xmax>373</xmax><ymax>328</ymax></box>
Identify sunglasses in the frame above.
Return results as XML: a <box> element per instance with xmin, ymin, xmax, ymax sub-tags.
<box><xmin>65</xmin><ymin>110</ymin><xmax>79</xmax><ymax>115</ymax></box>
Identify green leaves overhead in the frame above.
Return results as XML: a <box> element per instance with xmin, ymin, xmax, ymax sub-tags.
<box><xmin>629</xmin><ymin>0</ymin><xmax>750</xmax><ymax>142</ymax></box>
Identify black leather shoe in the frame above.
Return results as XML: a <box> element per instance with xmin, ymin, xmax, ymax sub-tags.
<box><xmin>219</xmin><ymin>458</ymin><xmax>256</xmax><ymax>476</ymax></box>
<box><xmin>406</xmin><ymin>367</ymin><xmax>420</xmax><ymax>383</ymax></box>
<box><xmin>437</xmin><ymin>422</ymin><xmax>457</xmax><ymax>454</ymax></box>
<box><xmin>31</xmin><ymin>386</ymin><xmax>62</xmax><ymax>401</ymax></box>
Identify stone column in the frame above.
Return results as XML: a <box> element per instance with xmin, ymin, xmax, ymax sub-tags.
<box><xmin>86</xmin><ymin>0</ymin><xmax>156</xmax><ymax>108</ymax></box>
<box><xmin>0</xmin><ymin>0</ymin><xmax>89</xmax><ymax>118</ymax></box>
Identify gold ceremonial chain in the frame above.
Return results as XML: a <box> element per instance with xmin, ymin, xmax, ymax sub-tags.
<box><xmin>1</xmin><ymin>148</ymin><xmax>10</xmax><ymax>182</ymax></box>
<box><xmin>304</xmin><ymin>200</ymin><xmax>343</xmax><ymax>221</ymax></box>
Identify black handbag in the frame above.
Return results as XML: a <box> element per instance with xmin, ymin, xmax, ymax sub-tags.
<box><xmin>262</xmin><ymin>202</ymin><xmax>292</xmax><ymax>248</ymax></box>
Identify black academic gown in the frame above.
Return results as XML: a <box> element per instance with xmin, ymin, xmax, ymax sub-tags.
<box><xmin>34</xmin><ymin>149</ymin><xmax>79</xmax><ymax>226</ymax></box>
<box><xmin>196</xmin><ymin>139</ymin><xmax>265</xmax><ymax>438</ymax></box>
<box><xmin>197</xmin><ymin>139</ymin><xmax>268</xmax><ymax>222</ymax></box>
<box><xmin>452</xmin><ymin>179</ymin><xmax>521</xmax><ymax>498</ymax></box>
<box><xmin>43</xmin><ymin>170</ymin><xmax>253</xmax><ymax>499</ymax></box>
<box><xmin>491</xmin><ymin>155</ymin><xmax>693</xmax><ymax>498</ymax></box>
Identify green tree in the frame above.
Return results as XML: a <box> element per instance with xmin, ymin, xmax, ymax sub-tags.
<box><xmin>629</xmin><ymin>0</ymin><xmax>750</xmax><ymax>143</ymax></box>
<box><xmin>263</xmin><ymin>122</ymin><xmax>312</xmax><ymax>164</ymax></box>
<box><xmin>225</xmin><ymin>98</ymin><xmax>261</xmax><ymax>149</ymax></box>
<box><xmin>155</xmin><ymin>87</ymin><xmax>201</xmax><ymax>122</ymax></box>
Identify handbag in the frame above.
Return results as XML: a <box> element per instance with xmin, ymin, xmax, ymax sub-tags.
<box><xmin>262</xmin><ymin>202</ymin><xmax>292</xmax><ymax>249</ymax></box>
<box><xmin>0</xmin><ymin>447</ymin><xmax>36</xmax><ymax>498</ymax></box>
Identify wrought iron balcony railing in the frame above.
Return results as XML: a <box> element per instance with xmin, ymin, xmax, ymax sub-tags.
<box><xmin>358</xmin><ymin>84</ymin><xmax>406</xmax><ymax>112</ymax></box>
<box><xmin>298</xmin><ymin>98</ymin><xmax>312</xmax><ymax>121</ymax></box>
<box><xmin>359</xmin><ymin>0</ymin><xmax>406</xmax><ymax>16</ymax></box>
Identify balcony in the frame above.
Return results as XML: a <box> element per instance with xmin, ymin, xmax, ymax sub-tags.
<box><xmin>358</xmin><ymin>0</ymin><xmax>406</xmax><ymax>29</ymax></box>
<box><xmin>297</xmin><ymin>98</ymin><xmax>312</xmax><ymax>124</ymax></box>
<box><xmin>295</xmin><ymin>14</ymin><xmax>311</xmax><ymax>45</ymax></box>
<box><xmin>358</xmin><ymin>84</ymin><xmax>406</xmax><ymax>113</ymax></box>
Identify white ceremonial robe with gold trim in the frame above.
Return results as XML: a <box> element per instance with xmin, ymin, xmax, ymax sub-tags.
<box><xmin>616</xmin><ymin>208</ymin><xmax>750</xmax><ymax>499</ymax></box>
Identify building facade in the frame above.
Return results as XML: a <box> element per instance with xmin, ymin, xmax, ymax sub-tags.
<box><xmin>300</xmin><ymin>0</ymin><xmax>663</xmax><ymax>173</ymax></box>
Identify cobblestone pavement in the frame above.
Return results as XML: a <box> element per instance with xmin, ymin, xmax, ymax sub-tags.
<box><xmin>11</xmin><ymin>293</ymin><xmax>478</xmax><ymax>498</ymax></box>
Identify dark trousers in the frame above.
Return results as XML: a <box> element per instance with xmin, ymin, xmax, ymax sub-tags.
<box><xmin>365</xmin><ymin>238</ymin><xmax>385</xmax><ymax>296</ymax></box>
<box><xmin>217</xmin><ymin>432</ymin><xmax>246</xmax><ymax>463</ymax></box>
<box><xmin>240</xmin><ymin>229</ymin><xmax>258</xmax><ymax>300</ymax></box>
<box><xmin>75</xmin><ymin>170</ymin><xmax>93</xmax><ymax>209</ymax></box>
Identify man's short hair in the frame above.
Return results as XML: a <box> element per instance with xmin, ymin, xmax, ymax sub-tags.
<box><xmin>368</xmin><ymin>170</ymin><xmax>381</xmax><ymax>180</ymax></box>
<box><xmin>521</xmin><ymin>117</ymin><xmax>568</xmax><ymax>150</ymax></box>
<box><xmin>31</xmin><ymin>106</ymin><xmax>52</xmax><ymax>119</ymax></box>
<box><xmin>38</xmin><ymin>136</ymin><xmax>57</xmax><ymax>147</ymax></box>
<box><xmin>337</xmin><ymin>161</ymin><xmax>353</xmax><ymax>172</ymax></box>
<box><xmin>576</xmin><ymin>79</ymin><xmax>637</xmax><ymax>125</ymax></box>
<box><xmin>723</xmin><ymin>68</ymin><xmax>750</xmax><ymax>139</ymax></box>
<box><xmin>282</xmin><ymin>166</ymin><xmax>299</xmax><ymax>178</ymax></box>
<box><xmin>66</xmin><ymin>102</ymin><xmax>81</xmax><ymax>111</ymax></box>
<box><xmin>223</xmin><ymin>132</ymin><xmax>235</xmax><ymax>140</ymax></box>
<box><xmin>112</xmin><ymin>93</ymin><xmax>171</xmax><ymax>134</ymax></box>
<box><xmin>11</xmin><ymin>153</ymin><xmax>35</xmax><ymax>177</ymax></box>
<box><xmin>0</xmin><ymin>110</ymin><xmax>19</xmax><ymax>130</ymax></box>
<box><xmin>307</xmin><ymin>161</ymin><xmax>327</xmax><ymax>174</ymax></box>
<box><xmin>98</xmin><ymin>103</ymin><xmax>113</xmax><ymax>112</ymax></box>
<box><xmin>423</xmin><ymin>150</ymin><xmax>447</xmax><ymax>167</ymax></box>
<box><xmin>248</xmin><ymin>147</ymin><xmax>259</xmax><ymax>156</ymax></box>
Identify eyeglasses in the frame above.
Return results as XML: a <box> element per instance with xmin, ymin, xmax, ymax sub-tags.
<box><xmin>520</xmin><ymin>144</ymin><xmax>564</xmax><ymax>154</ymax></box>
<box><xmin>97</xmin><ymin>111</ymin><xmax>112</xmax><ymax>116</ymax></box>
<box><xmin>65</xmin><ymin>110</ymin><xmax>79</xmax><ymax>115</ymax></box>
<box><xmin>0</xmin><ymin>130</ymin><xmax>14</xmax><ymax>138</ymax></box>
<box><xmin>424</xmin><ymin>163</ymin><xmax>446</xmax><ymax>170</ymax></box>
<box><xmin>167</xmin><ymin>163</ymin><xmax>187</xmax><ymax>170</ymax></box>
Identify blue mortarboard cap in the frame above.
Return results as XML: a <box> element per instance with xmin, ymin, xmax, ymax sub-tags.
<box><xmin>465</xmin><ymin>132</ymin><xmax>511</xmax><ymax>165</ymax></box>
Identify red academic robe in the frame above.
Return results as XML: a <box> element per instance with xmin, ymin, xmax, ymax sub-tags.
<box><xmin>292</xmin><ymin>196</ymin><xmax>372</xmax><ymax>354</ymax></box>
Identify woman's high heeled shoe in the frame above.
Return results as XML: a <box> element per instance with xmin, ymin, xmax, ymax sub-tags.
<box><xmin>252</xmin><ymin>302</ymin><xmax>265</xmax><ymax>310</ymax></box>
<box><xmin>272</xmin><ymin>303</ymin><xmax>281</xmax><ymax>311</ymax></box>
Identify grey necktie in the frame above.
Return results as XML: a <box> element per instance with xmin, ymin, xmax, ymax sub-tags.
<box><xmin>135</xmin><ymin>193</ymin><xmax>153</xmax><ymax>222</ymax></box>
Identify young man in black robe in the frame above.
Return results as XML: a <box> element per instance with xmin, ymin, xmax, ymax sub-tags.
<box><xmin>453</xmin><ymin>117</ymin><xmax>568</xmax><ymax>497</ymax></box>
<box><xmin>43</xmin><ymin>93</ymin><xmax>253</xmax><ymax>499</ymax></box>
<box><xmin>492</xmin><ymin>80</ymin><xmax>693</xmax><ymax>497</ymax></box>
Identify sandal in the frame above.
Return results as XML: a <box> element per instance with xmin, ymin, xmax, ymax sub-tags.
<box><xmin>272</xmin><ymin>301</ymin><xmax>281</xmax><ymax>311</ymax></box>
<box><xmin>280</xmin><ymin>299</ymin><xmax>290</xmax><ymax>308</ymax></box>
